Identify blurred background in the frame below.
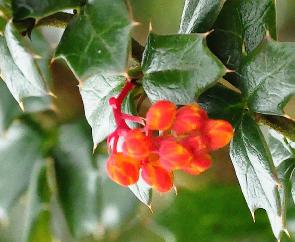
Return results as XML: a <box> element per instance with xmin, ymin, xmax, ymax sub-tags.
<box><xmin>1</xmin><ymin>0</ymin><xmax>295</xmax><ymax>242</ymax></box>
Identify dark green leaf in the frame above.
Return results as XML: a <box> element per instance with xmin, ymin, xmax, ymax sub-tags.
<box><xmin>142</xmin><ymin>33</ymin><xmax>226</xmax><ymax>104</ymax></box>
<box><xmin>11</xmin><ymin>0</ymin><xmax>84</xmax><ymax>20</ymax></box>
<box><xmin>230</xmin><ymin>113</ymin><xmax>284</xmax><ymax>238</ymax></box>
<box><xmin>238</xmin><ymin>39</ymin><xmax>295</xmax><ymax>115</ymax></box>
<box><xmin>56</xmin><ymin>0</ymin><xmax>132</xmax><ymax>79</ymax></box>
<box><xmin>208</xmin><ymin>0</ymin><xmax>276</xmax><ymax>71</ymax></box>
<box><xmin>54</xmin><ymin>121</ymin><xmax>101</xmax><ymax>238</ymax></box>
<box><xmin>22</xmin><ymin>161</ymin><xmax>52</xmax><ymax>242</ymax></box>
<box><xmin>0</xmin><ymin>80</ymin><xmax>21</xmax><ymax>133</ymax></box>
<box><xmin>179</xmin><ymin>0</ymin><xmax>226</xmax><ymax>33</ymax></box>
<box><xmin>0</xmin><ymin>22</ymin><xmax>51</xmax><ymax>111</ymax></box>
<box><xmin>198</xmin><ymin>84</ymin><xmax>244</xmax><ymax>126</ymax></box>
<box><xmin>79</xmin><ymin>74</ymin><xmax>134</xmax><ymax>147</ymax></box>
<box><xmin>0</xmin><ymin>122</ymin><xmax>43</xmax><ymax>221</ymax></box>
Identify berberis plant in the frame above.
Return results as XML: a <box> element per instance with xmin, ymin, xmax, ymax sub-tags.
<box><xmin>0</xmin><ymin>0</ymin><xmax>295</xmax><ymax>241</ymax></box>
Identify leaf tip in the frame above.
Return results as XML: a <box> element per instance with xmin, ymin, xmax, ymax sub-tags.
<box><xmin>149</xmin><ymin>21</ymin><xmax>153</xmax><ymax>33</ymax></box>
<box><xmin>132</xmin><ymin>21</ymin><xmax>141</xmax><ymax>27</ymax></box>
<box><xmin>48</xmin><ymin>91</ymin><xmax>57</xmax><ymax>98</ymax></box>
<box><xmin>251</xmin><ymin>211</ymin><xmax>256</xmax><ymax>223</ymax></box>
<box><xmin>201</xmin><ymin>29</ymin><xmax>214</xmax><ymax>38</ymax></box>
<box><xmin>18</xmin><ymin>101</ymin><xmax>25</xmax><ymax>112</ymax></box>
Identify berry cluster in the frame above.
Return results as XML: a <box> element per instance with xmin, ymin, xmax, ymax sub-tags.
<box><xmin>106</xmin><ymin>81</ymin><xmax>234</xmax><ymax>193</ymax></box>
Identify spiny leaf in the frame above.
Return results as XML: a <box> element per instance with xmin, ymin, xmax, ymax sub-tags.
<box><xmin>208</xmin><ymin>0</ymin><xmax>276</xmax><ymax>71</ymax></box>
<box><xmin>230</xmin><ymin>113</ymin><xmax>284</xmax><ymax>239</ymax></box>
<box><xmin>56</xmin><ymin>0</ymin><xmax>132</xmax><ymax>80</ymax></box>
<box><xmin>238</xmin><ymin>39</ymin><xmax>295</xmax><ymax>115</ymax></box>
<box><xmin>0</xmin><ymin>22</ymin><xmax>51</xmax><ymax>110</ymax></box>
<box><xmin>198</xmin><ymin>84</ymin><xmax>244</xmax><ymax>126</ymax></box>
<box><xmin>142</xmin><ymin>33</ymin><xmax>226</xmax><ymax>104</ymax></box>
<box><xmin>22</xmin><ymin>161</ymin><xmax>52</xmax><ymax>242</ymax></box>
<box><xmin>11</xmin><ymin>0</ymin><xmax>84</xmax><ymax>20</ymax></box>
<box><xmin>0</xmin><ymin>122</ymin><xmax>43</xmax><ymax>221</ymax></box>
<box><xmin>53</xmin><ymin>121</ymin><xmax>101</xmax><ymax>238</ymax></box>
<box><xmin>179</xmin><ymin>0</ymin><xmax>226</xmax><ymax>34</ymax></box>
<box><xmin>0</xmin><ymin>80</ymin><xmax>21</xmax><ymax>133</ymax></box>
<box><xmin>79</xmin><ymin>74</ymin><xmax>134</xmax><ymax>147</ymax></box>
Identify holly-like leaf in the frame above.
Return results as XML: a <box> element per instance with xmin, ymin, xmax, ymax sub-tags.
<box><xmin>129</xmin><ymin>176</ymin><xmax>152</xmax><ymax>206</ymax></box>
<box><xmin>208</xmin><ymin>0</ymin><xmax>276</xmax><ymax>71</ymax></box>
<box><xmin>264</xmin><ymin>128</ymin><xmax>295</xmax><ymax>167</ymax></box>
<box><xmin>0</xmin><ymin>122</ymin><xmax>43</xmax><ymax>221</ymax></box>
<box><xmin>198</xmin><ymin>84</ymin><xmax>244</xmax><ymax>126</ymax></box>
<box><xmin>53</xmin><ymin>121</ymin><xmax>101</xmax><ymax>238</ymax></box>
<box><xmin>80</xmin><ymin>74</ymin><xmax>134</xmax><ymax>147</ymax></box>
<box><xmin>0</xmin><ymin>22</ymin><xmax>51</xmax><ymax>110</ymax></box>
<box><xmin>238</xmin><ymin>39</ymin><xmax>295</xmax><ymax>115</ymax></box>
<box><xmin>11</xmin><ymin>0</ymin><xmax>84</xmax><ymax>20</ymax></box>
<box><xmin>56</xmin><ymin>0</ymin><xmax>132</xmax><ymax>80</ymax></box>
<box><xmin>0</xmin><ymin>80</ymin><xmax>21</xmax><ymax>133</ymax></box>
<box><xmin>230</xmin><ymin>113</ymin><xmax>284</xmax><ymax>239</ymax></box>
<box><xmin>142</xmin><ymin>33</ymin><xmax>226</xmax><ymax>104</ymax></box>
<box><xmin>179</xmin><ymin>0</ymin><xmax>226</xmax><ymax>34</ymax></box>
<box><xmin>22</xmin><ymin>162</ymin><xmax>52</xmax><ymax>242</ymax></box>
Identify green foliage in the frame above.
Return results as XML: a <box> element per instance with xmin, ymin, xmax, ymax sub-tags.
<box><xmin>142</xmin><ymin>33</ymin><xmax>226</xmax><ymax>104</ymax></box>
<box><xmin>0</xmin><ymin>0</ymin><xmax>294</xmax><ymax>241</ymax></box>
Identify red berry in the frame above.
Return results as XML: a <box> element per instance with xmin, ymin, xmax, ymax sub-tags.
<box><xmin>172</xmin><ymin>103</ymin><xmax>207</xmax><ymax>135</ymax></box>
<box><xmin>203</xmin><ymin>119</ymin><xmax>234</xmax><ymax>151</ymax></box>
<box><xmin>146</xmin><ymin>100</ymin><xmax>176</xmax><ymax>131</ymax></box>
<box><xmin>106</xmin><ymin>153</ymin><xmax>140</xmax><ymax>186</ymax></box>
<box><xmin>183</xmin><ymin>153</ymin><xmax>212</xmax><ymax>175</ymax></box>
<box><xmin>142</xmin><ymin>153</ymin><xmax>173</xmax><ymax>192</ymax></box>
<box><xmin>159</xmin><ymin>140</ymin><xmax>193</xmax><ymax>170</ymax></box>
<box><xmin>122</xmin><ymin>129</ymin><xmax>151</xmax><ymax>160</ymax></box>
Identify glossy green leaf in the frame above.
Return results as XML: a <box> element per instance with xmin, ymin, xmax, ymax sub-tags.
<box><xmin>0</xmin><ymin>22</ymin><xmax>51</xmax><ymax>110</ymax></box>
<box><xmin>238</xmin><ymin>39</ymin><xmax>295</xmax><ymax>115</ymax></box>
<box><xmin>0</xmin><ymin>122</ymin><xmax>43</xmax><ymax>221</ymax></box>
<box><xmin>80</xmin><ymin>74</ymin><xmax>134</xmax><ymax>147</ymax></box>
<box><xmin>11</xmin><ymin>0</ymin><xmax>84</xmax><ymax>20</ymax></box>
<box><xmin>142</xmin><ymin>33</ymin><xmax>226</xmax><ymax>104</ymax></box>
<box><xmin>53</xmin><ymin>121</ymin><xmax>101</xmax><ymax>238</ymax></box>
<box><xmin>264</xmin><ymin>128</ymin><xmax>295</xmax><ymax>167</ymax></box>
<box><xmin>0</xmin><ymin>80</ymin><xmax>21</xmax><ymax>133</ymax></box>
<box><xmin>22</xmin><ymin>162</ymin><xmax>52</xmax><ymax>242</ymax></box>
<box><xmin>230</xmin><ymin>113</ymin><xmax>284</xmax><ymax>239</ymax></box>
<box><xmin>56</xmin><ymin>0</ymin><xmax>132</xmax><ymax>79</ymax></box>
<box><xmin>179</xmin><ymin>0</ymin><xmax>226</xmax><ymax>34</ymax></box>
<box><xmin>198</xmin><ymin>84</ymin><xmax>244</xmax><ymax>126</ymax></box>
<box><xmin>208</xmin><ymin>0</ymin><xmax>276</xmax><ymax>71</ymax></box>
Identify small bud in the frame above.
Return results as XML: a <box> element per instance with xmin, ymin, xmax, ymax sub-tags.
<box><xmin>183</xmin><ymin>153</ymin><xmax>212</xmax><ymax>175</ymax></box>
<box><xmin>142</xmin><ymin>154</ymin><xmax>174</xmax><ymax>192</ymax></box>
<box><xmin>159</xmin><ymin>140</ymin><xmax>193</xmax><ymax>170</ymax></box>
<box><xmin>146</xmin><ymin>100</ymin><xmax>176</xmax><ymax>131</ymax></box>
<box><xmin>203</xmin><ymin>119</ymin><xmax>234</xmax><ymax>151</ymax></box>
<box><xmin>106</xmin><ymin>153</ymin><xmax>140</xmax><ymax>186</ymax></box>
<box><xmin>172</xmin><ymin>104</ymin><xmax>207</xmax><ymax>135</ymax></box>
<box><xmin>122</xmin><ymin>129</ymin><xmax>151</xmax><ymax>160</ymax></box>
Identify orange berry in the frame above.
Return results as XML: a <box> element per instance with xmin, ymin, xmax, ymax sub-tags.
<box><xmin>183</xmin><ymin>153</ymin><xmax>212</xmax><ymax>175</ymax></box>
<box><xmin>122</xmin><ymin>129</ymin><xmax>151</xmax><ymax>160</ymax></box>
<box><xmin>172</xmin><ymin>103</ymin><xmax>207</xmax><ymax>135</ymax></box>
<box><xmin>181</xmin><ymin>134</ymin><xmax>208</xmax><ymax>154</ymax></box>
<box><xmin>142</xmin><ymin>154</ymin><xmax>173</xmax><ymax>192</ymax></box>
<box><xmin>159</xmin><ymin>140</ymin><xmax>193</xmax><ymax>170</ymax></box>
<box><xmin>106</xmin><ymin>153</ymin><xmax>140</xmax><ymax>186</ymax></box>
<box><xmin>203</xmin><ymin>119</ymin><xmax>234</xmax><ymax>151</ymax></box>
<box><xmin>146</xmin><ymin>100</ymin><xmax>176</xmax><ymax>131</ymax></box>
